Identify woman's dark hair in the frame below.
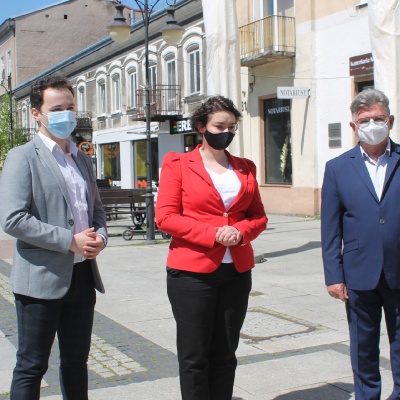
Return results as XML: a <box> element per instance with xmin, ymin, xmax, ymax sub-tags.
<box><xmin>30</xmin><ymin>75</ymin><xmax>74</xmax><ymax>111</ymax></box>
<box><xmin>190</xmin><ymin>95</ymin><xmax>242</xmax><ymax>132</ymax></box>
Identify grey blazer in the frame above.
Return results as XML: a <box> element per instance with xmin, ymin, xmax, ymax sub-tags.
<box><xmin>0</xmin><ymin>134</ymin><xmax>107</xmax><ymax>299</ymax></box>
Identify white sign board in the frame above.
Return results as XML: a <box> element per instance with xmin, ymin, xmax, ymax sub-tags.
<box><xmin>277</xmin><ymin>87</ymin><xmax>309</xmax><ymax>99</ymax></box>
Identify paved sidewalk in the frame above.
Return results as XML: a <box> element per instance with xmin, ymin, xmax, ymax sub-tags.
<box><xmin>0</xmin><ymin>214</ymin><xmax>393</xmax><ymax>399</ymax></box>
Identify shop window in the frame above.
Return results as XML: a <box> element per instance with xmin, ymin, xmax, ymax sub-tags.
<box><xmin>134</xmin><ymin>139</ymin><xmax>159</xmax><ymax>187</ymax></box>
<box><xmin>184</xmin><ymin>133</ymin><xmax>202</xmax><ymax>152</ymax></box>
<box><xmin>101</xmin><ymin>142</ymin><xmax>121</xmax><ymax>181</ymax></box>
<box><xmin>264</xmin><ymin>98</ymin><xmax>292</xmax><ymax>184</ymax></box>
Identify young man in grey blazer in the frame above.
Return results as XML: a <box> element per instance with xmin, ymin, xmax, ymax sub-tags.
<box><xmin>0</xmin><ymin>75</ymin><xmax>107</xmax><ymax>399</ymax></box>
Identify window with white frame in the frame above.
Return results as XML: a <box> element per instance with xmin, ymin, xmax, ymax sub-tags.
<box><xmin>97</xmin><ymin>78</ymin><xmax>106</xmax><ymax>115</ymax></box>
<box><xmin>188</xmin><ymin>46</ymin><xmax>201</xmax><ymax>95</ymax></box>
<box><xmin>22</xmin><ymin>107</ymin><xmax>28</xmax><ymax>128</ymax></box>
<box><xmin>127</xmin><ymin>67</ymin><xmax>137</xmax><ymax>109</ymax></box>
<box><xmin>0</xmin><ymin>57</ymin><xmax>4</xmax><ymax>81</ymax></box>
<box><xmin>148</xmin><ymin>63</ymin><xmax>157</xmax><ymax>103</ymax></box>
<box><xmin>165</xmin><ymin>56</ymin><xmax>177</xmax><ymax>111</ymax></box>
<box><xmin>111</xmin><ymin>73</ymin><xmax>121</xmax><ymax>112</ymax></box>
<box><xmin>6</xmin><ymin>50</ymin><xmax>11</xmax><ymax>76</ymax></box>
<box><xmin>78</xmin><ymin>86</ymin><xmax>85</xmax><ymax>111</ymax></box>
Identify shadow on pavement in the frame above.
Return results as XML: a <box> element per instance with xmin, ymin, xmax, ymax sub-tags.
<box><xmin>264</xmin><ymin>241</ymin><xmax>321</xmax><ymax>259</ymax></box>
<box><xmin>272</xmin><ymin>382</ymin><xmax>353</xmax><ymax>400</ymax></box>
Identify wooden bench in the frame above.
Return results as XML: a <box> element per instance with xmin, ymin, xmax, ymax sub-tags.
<box><xmin>99</xmin><ymin>188</ymin><xmax>146</xmax><ymax>228</ymax></box>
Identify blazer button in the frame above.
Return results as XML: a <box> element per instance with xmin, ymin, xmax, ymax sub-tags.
<box><xmin>223</xmin><ymin>212</ymin><xmax>228</xmax><ymax>218</ymax></box>
<box><xmin>68</xmin><ymin>219</ymin><xmax>74</xmax><ymax>226</ymax></box>
<box><xmin>380</xmin><ymin>219</ymin><xmax>385</xmax><ymax>224</ymax></box>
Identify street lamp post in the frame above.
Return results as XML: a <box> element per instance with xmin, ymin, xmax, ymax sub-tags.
<box><xmin>108</xmin><ymin>1</ymin><xmax>183</xmax><ymax>243</ymax></box>
<box><xmin>1</xmin><ymin>73</ymin><xmax>13</xmax><ymax>149</ymax></box>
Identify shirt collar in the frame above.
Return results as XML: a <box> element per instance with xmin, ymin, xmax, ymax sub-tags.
<box><xmin>360</xmin><ymin>140</ymin><xmax>391</xmax><ymax>161</ymax></box>
<box><xmin>38</xmin><ymin>131</ymin><xmax>78</xmax><ymax>156</ymax></box>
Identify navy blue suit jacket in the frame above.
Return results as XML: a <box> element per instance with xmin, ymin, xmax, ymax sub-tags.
<box><xmin>321</xmin><ymin>140</ymin><xmax>400</xmax><ymax>291</ymax></box>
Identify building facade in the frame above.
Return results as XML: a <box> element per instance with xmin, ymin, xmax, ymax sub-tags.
<box><xmin>236</xmin><ymin>0</ymin><xmax>373</xmax><ymax>215</ymax></box>
<box><xmin>13</xmin><ymin>0</ymin><xmax>205</xmax><ymax>189</ymax></box>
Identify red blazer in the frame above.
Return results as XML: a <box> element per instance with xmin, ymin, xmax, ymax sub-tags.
<box><xmin>156</xmin><ymin>145</ymin><xmax>267</xmax><ymax>273</ymax></box>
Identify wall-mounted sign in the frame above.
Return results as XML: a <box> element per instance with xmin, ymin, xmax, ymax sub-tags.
<box><xmin>170</xmin><ymin>118</ymin><xmax>192</xmax><ymax>134</ymax></box>
<box><xmin>349</xmin><ymin>53</ymin><xmax>374</xmax><ymax>76</ymax></box>
<box><xmin>78</xmin><ymin>141</ymin><xmax>94</xmax><ymax>157</ymax></box>
<box><xmin>277</xmin><ymin>87</ymin><xmax>309</xmax><ymax>99</ymax></box>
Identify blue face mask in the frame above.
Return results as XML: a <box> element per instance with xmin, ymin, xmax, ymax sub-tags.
<box><xmin>41</xmin><ymin>110</ymin><xmax>77</xmax><ymax>139</ymax></box>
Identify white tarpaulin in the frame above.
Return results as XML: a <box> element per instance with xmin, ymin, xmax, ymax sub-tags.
<box><xmin>369</xmin><ymin>0</ymin><xmax>400</xmax><ymax>141</ymax></box>
<box><xmin>201</xmin><ymin>0</ymin><xmax>243</xmax><ymax>156</ymax></box>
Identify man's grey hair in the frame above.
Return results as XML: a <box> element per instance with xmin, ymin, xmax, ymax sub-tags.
<box><xmin>350</xmin><ymin>89</ymin><xmax>390</xmax><ymax>119</ymax></box>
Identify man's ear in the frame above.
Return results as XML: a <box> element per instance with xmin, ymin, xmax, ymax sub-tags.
<box><xmin>31</xmin><ymin>108</ymin><xmax>40</xmax><ymax>121</ymax></box>
<box><xmin>389</xmin><ymin>115</ymin><xmax>395</xmax><ymax>130</ymax></box>
<box><xmin>349</xmin><ymin>121</ymin><xmax>357</xmax><ymax>132</ymax></box>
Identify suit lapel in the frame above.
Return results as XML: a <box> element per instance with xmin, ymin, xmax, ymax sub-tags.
<box><xmin>187</xmin><ymin>146</ymin><xmax>216</xmax><ymax>189</ymax></box>
<box><xmin>350</xmin><ymin>144</ymin><xmax>380</xmax><ymax>203</ymax></box>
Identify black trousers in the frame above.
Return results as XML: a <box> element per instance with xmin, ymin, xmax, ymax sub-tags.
<box><xmin>10</xmin><ymin>260</ymin><xmax>96</xmax><ymax>400</ymax></box>
<box><xmin>167</xmin><ymin>263</ymin><xmax>252</xmax><ymax>400</ymax></box>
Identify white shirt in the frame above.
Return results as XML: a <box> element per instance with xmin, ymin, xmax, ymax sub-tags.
<box><xmin>360</xmin><ymin>141</ymin><xmax>391</xmax><ymax>200</ymax></box>
<box><xmin>38</xmin><ymin>132</ymin><xmax>89</xmax><ymax>262</ymax></box>
<box><xmin>206</xmin><ymin>164</ymin><xmax>241</xmax><ymax>263</ymax></box>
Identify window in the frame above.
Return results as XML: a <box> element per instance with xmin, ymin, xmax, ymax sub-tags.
<box><xmin>134</xmin><ymin>139</ymin><xmax>159</xmax><ymax>184</ymax></box>
<box><xmin>264</xmin><ymin>98</ymin><xmax>292</xmax><ymax>184</ymax></box>
<box><xmin>78</xmin><ymin>86</ymin><xmax>85</xmax><ymax>110</ymax></box>
<box><xmin>0</xmin><ymin>57</ymin><xmax>4</xmax><ymax>81</ymax></box>
<box><xmin>111</xmin><ymin>74</ymin><xmax>121</xmax><ymax>112</ymax></box>
<box><xmin>188</xmin><ymin>47</ymin><xmax>200</xmax><ymax>94</ymax></box>
<box><xmin>101</xmin><ymin>142</ymin><xmax>121</xmax><ymax>180</ymax></box>
<box><xmin>97</xmin><ymin>79</ymin><xmax>106</xmax><ymax>115</ymax></box>
<box><xmin>6</xmin><ymin>50</ymin><xmax>11</xmax><ymax>75</ymax></box>
<box><xmin>127</xmin><ymin>68</ymin><xmax>137</xmax><ymax>109</ymax></box>
<box><xmin>22</xmin><ymin>107</ymin><xmax>28</xmax><ymax>128</ymax></box>
<box><xmin>148</xmin><ymin>63</ymin><xmax>157</xmax><ymax>103</ymax></box>
<box><xmin>166</xmin><ymin>58</ymin><xmax>176</xmax><ymax>111</ymax></box>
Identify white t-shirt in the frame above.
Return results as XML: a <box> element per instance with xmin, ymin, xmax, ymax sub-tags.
<box><xmin>206</xmin><ymin>164</ymin><xmax>241</xmax><ymax>263</ymax></box>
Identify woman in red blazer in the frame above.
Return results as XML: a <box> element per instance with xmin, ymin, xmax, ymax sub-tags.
<box><xmin>156</xmin><ymin>96</ymin><xmax>267</xmax><ymax>400</ymax></box>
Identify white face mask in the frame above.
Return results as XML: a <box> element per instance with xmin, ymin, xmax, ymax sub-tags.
<box><xmin>357</xmin><ymin>120</ymin><xmax>389</xmax><ymax>145</ymax></box>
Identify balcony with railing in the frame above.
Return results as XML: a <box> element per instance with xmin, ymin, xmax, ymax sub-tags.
<box><xmin>75</xmin><ymin>111</ymin><xmax>92</xmax><ymax>130</ymax></box>
<box><xmin>239</xmin><ymin>16</ymin><xmax>295</xmax><ymax>67</ymax></box>
<box><xmin>132</xmin><ymin>85</ymin><xmax>182</xmax><ymax>121</ymax></box>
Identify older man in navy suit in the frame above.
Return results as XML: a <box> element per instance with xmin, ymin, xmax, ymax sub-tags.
<box><xmin>321</xmin><ymin>89</ymin><xmax>400</xmax><ymax>400</ymax></box>
<box><xmin>0</xmin><ymin>75</ymin><xmax>107</xmax><ymax>400</ymax></box>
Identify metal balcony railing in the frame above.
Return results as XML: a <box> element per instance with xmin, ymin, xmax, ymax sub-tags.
<box><xmin>76</xmin><ymin>111</ymin><xmax>92</xmax><ymax>129</ymax></box>
<box><xmin>239</xmin><ymin>16</ymin><xmax>295</xmax><ymax>62</ymax></box>
<box><xmin>134</xmin><ymin>85</ymin><xmax>182</xmax><ymax>121</ymax></box>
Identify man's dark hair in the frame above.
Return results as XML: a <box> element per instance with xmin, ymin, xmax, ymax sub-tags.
<box><xmin>190</xmin><ymin>95</ymin><xmax>242</xmax><ymax>133</ymax></box>
<box><xmin>30</xmin><ymin>75</ymin><xmax>74</xmax><ymax>111</ymax></box>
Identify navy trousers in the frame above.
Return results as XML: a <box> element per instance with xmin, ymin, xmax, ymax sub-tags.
<box><xmin>347</xmin><ymin>272</ymin><xmax>400</xmax><ymax>400</ymax></box>
<box><xmin>167</xmin><ymin>263</ymin><xmax>252</xmax><ymax>400</ymax></box>
<box><xmin>10</xmin><ymin>260</ymin><xmax>96</xmax><ymax>400</ymax></box>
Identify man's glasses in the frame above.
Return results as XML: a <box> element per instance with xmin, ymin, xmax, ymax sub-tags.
<box><xmin>354</xmin><ymin>115</ymin><xmax>389</xmax><ymax>127</ymax></box>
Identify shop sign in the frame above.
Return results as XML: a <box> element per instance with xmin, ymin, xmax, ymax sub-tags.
<box><xmin>170</xmin><ymin>118</ymin><xmax>192</xmax><ymax>134</ymax></box>
<box><xmin>78</xmin><ymin>141</ymin><xmax>94</xmax><ymax>157</ymax></box>
<box><xmin>277</xmin><ymin>87</ymin><xmax>309</xmax><ymax>99</ymax></box>
<box><xmin>349</xmin><ymin>53</ymin><xmax>374</xmax><ymax>76</ymax></box>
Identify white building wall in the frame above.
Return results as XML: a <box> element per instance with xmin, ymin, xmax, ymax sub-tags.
<box><xmin>311</xmin><ymin>6</ymin><xmax>371</xmax><ymax>187</ymax></box>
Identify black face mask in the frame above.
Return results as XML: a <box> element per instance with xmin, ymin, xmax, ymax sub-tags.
<box><xmin>204</xmin><ymin>130</ymin><xmax>235</xmax><ymax>150</ymax></box>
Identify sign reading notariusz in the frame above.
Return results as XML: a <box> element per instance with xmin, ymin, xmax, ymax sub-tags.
<box><xmin>277</xmin><ymin>87</ymin><xmax>309</xmax><ymax>99</ymax></box>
